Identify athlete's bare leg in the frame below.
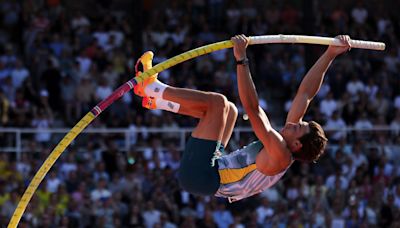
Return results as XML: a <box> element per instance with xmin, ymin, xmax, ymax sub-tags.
<box><xmin>176</xmin><ymin>99</ymin><xmax>237</xmax><ymax>147</ymax></box>
<box><xmin>136</xmin><ymin>51</ymin><xmax>238</xmax><ymax>146</ymax></box>
<box><xmin>164</xmin><ymin>87</ymin><xmax>237</xmax><ymax>144</ymax></box>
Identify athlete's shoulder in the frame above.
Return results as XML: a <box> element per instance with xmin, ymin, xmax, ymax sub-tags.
<box><xmin>256</xmin><ymin>146</ymin><xmax>292</xmax><ymax>176</ymax></box>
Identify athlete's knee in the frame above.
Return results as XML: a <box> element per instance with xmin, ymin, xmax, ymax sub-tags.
<box><xmin>228</xmin><ymin>102</ymin><xmax>238</xmax><ymax>119</ymax></box>
<box><xmin>206</xmin><ymin>93</ymin><xmax>229</xmax><ymax>112</ymax></box>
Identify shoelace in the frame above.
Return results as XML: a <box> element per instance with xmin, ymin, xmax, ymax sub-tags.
<box><xmin>134</xmin><ymin>57</ymin><xmax>142</xmax><ymax>76</ymax></box>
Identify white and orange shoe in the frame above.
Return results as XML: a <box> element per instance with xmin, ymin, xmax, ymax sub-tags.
<box><xmin>141</xmin><ymin>96</ymin><xmax>157</xmax><ymax>110</ymax></box>
<box><xmin>133</xmin><ymin>51</ymin><xmax>159</xmax><ymax>110</ymax></box>
<box><xmin>133</xmin><ymin>51</ymin><xmax>159</xmax><ymax>97</ymax></box>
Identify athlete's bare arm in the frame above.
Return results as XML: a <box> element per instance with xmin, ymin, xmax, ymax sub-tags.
<box><xmin>286</xmin><ymin>35</ymin><xmax>351</xmax><ymax>123</ymax></box>
<box><xmin>232</xmin><ymin>35</ymin><xmax>292</xmax><ymax>174</ymax></box>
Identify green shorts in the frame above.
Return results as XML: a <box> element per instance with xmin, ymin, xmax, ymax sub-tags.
<box><xmin>177</xmin><ymin>136</ymin><xmax>222</xmax><ymax>196</ymax></box>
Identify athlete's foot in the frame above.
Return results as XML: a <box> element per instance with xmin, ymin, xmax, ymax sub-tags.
<box><xmin>140</xmin><ymin>51</ymin><xmax>155</xmax><ymax>72</ymax></box>
<box><xmin>134</xmin><ymin>51</ymin><xmax>159</xmax><ymax>97</ymax></box>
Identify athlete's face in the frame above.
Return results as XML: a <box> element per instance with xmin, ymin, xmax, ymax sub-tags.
<box><xmin>280</xmin><ymin>122</ymin><xmax>310</xmax><ymax>151</ymax></box>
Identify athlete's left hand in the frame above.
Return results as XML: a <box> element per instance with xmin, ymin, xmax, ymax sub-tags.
<box><xmin>326</xmin><ymin>35</ymin><xmax>351</xmax><ymax>57</ymax></box>
<box><xmin>231</xmin><ymin>34</ymin><xmax>250</xmax><ymax>61</ymax></box>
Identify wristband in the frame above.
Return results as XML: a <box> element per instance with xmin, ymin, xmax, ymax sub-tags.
<box><xmin>236</xmin><ymin>58</ymin><xmax>249</xmax><ymax>66</ymax></box>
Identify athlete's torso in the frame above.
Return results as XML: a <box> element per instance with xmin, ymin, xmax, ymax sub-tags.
<box><xmin>215</xmin><ymin>141</ymin><xmax>288</xmax><ymax>202</ymax></box>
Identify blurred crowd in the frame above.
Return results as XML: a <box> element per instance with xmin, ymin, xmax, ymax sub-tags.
<box><xmin>0</xmin><ymin>0</ymin><xmax>400</xmax><ymax>227</ymax></box>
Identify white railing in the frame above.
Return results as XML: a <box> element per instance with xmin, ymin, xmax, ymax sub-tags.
<box><xmin>0</xmin><ymin>127</ymin><xmax>251</xmax><ymax>156</ymax></box>
<box><xmin>0</xmin><ymin>126</ymin><xmax>398</xmax><ymax>160</ymax></box>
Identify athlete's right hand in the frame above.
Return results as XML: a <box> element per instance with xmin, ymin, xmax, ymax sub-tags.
<box><xmin>231</xmin><ymin>34</ymin><xmax>249</xmax><ymax>61</ymax></box>
<box><xmin>326</xmin><ymin>35</ymin><xmax>351</xmax><ymax>57</ymax></box>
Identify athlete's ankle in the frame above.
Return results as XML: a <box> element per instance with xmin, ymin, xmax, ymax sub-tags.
<box><xmin>144</xmin><ymin>80</ymin><xmax>169</xmax><ymax>99</ymax></box>
<box><xmin>156</xmin><ymin>98</ymin><xmax>180</xmax><ymax>113</ymax></box>
<box><xmin>143</xmin><ymin>97</ymin><xmax>180</xmax><ymax>113</ymax></box>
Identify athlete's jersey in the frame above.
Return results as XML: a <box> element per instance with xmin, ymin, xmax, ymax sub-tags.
<box><xmin>215</xmin><ymin>141</ymin><xmax>288</xmax><ymax>202</ymax></box>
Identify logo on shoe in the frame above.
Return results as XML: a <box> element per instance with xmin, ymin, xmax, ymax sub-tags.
<box><xmin>167</xmin><ymin>102</ymin><xmax>174</xmax><ymax>109</ymax></box>
<box><xmin>154</xmin><ymin>87</ymin><xmax>160</xmax><ymax>93</ymax></box>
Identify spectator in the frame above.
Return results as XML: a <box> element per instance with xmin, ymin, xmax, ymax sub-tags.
<box><xmin>320</xmin><ymin>92</ymin><xmax>338</xmax><ymax>118</ymax></box>
<box><xmin>75</xmin><ymin>51</ymin><xmax>92</xmax><ymax>76</ymax></box>
<box><xmin>59</xmin><ymin>153</ymin><xmax>77</xmax><ymax>179</ymax></box>
<box><xmin>349</xmin><ymin>141</ymin><xmax>368</xmax><ymax>168</ymax></box>
<box><xmin>128</xmin><ymin>204</ymin><xmax>144</xmax><ymax>227</ymax></box>
<box><xmin>93</xmin><ymin>162</ymin><xmax>110</xmax><ymax>182</ymax></box>
<box><xmin>31</xmin><ymin>105</ymin><xmax>53</xmax><ymax>145</ymax></box>
<box><xmin>326</xmin><ymin>167</ymin><xmax>349</xmax><ymax>190</ymax></box>
<box><xmin>354</xmin><ymin>112</ymin><xmax>373</xmax><ymax>140</ymax></box>
<box><xmin>31</xmin><ymin>11</ymin><xmax>50</xmax><ymax>32</ymax></box>
<box><xmin>109</xmin><ymin>24</ymin><xmax>124</xmax><ymax>48</ymax></box>
<box><xmin>16</xmin><ymin>153</ymin><xmax>31</xmax><ymax>179</ymax></box>
<box><xmin>1</xmin><ymin>191</ymin><xmax>18</xmax><ymax>218</ymax></box>
<box><xmin>212</xmin><ymin>202</ymin><xmax>234</xmax><ymax>228</ymax></box>
<box><xmin>92</xmin><ymin>197</ymin><xmax>116</xmax><ymax>228</ymax></box>
<box><xmin>40</xmin><ymin>59</ymin><xmax>62</xmax><ymax>112</ymax></box>
<box><xmin>330</xmin><ymin>200</ymin><xmax>346</xmax><ymax>228</ymax></box>
<box><xmin>70</xmin><ymin>11</ymin><xmax>90</xmax><ymax>31</ymax></box>
<box><xmin>364</xmin><ymin>78</ymin><xmax>378</xmax><ymax>100</ymax></box>
<box><xmin>92</xmin><ymin>23</ymin><xmax>109</xmax><ymax>50</ymax></box>
<box><xmin>364</xmin><ymin>199</ymin><xmax>378</xmax><ymax>226</ymax></box>
<box><xmin>48</xmin><ymin>33</ymin><xmax>65</xmax><ymax>58</ymax></box>
<box><xmin>0</xmin><ymin>62</ymin><xmax>9</xmax><ymax>82</ymax></box>
<box><xmin>390</xmin><ymin>110</ymin><xmax>400</xmax><ymax>136</ymax></box>
<box><xmin>197</xmin><ymin>207</ymin><xmax>217</xmax><ymax>227</ymax></box>
<box><xmin>74</xmin><ymin>76</ymin><xmax>95</xmax><ymax>118</ymax></box>
<box><xmin>370</xmin><ymin>90</ymin><xmax>390</xmax><ymax>118</ymax></box>
<box><xmin>90</xmin><ymin>178</ymin><xmax>111</xmax><ymax>202</ymax></box>
<box><xmin>95</xmin><ymin>77</ymin><xmax>112</xmax><ymax>101</ymax></box>
<box><xmin>71</xmin><ymin>182</ymin><xmax>86</xmax><ymax>203</ymax></box>
<box><xmin>379</xmin><ymin>193</ymin><xmax>396</xmax><ymax>227</ymax></box>
<box><xmin>46</xmin><ymin>171</ymin><xmax>61</xmax><ymax>193</ymax></box>
<box><xmin>394</xmin><ymin>94</ymin><xmax>400</xmax><ymax>110</ymax></box>
<box><xmin>157</xmin><ymin>212</ymin><xmax>177</xmax><ymax>228</ymax></box>
<box><xmin>351</xmin><ymin>1</ymin><xmax>369</xmax><ymax>25</ymax></box>
<box><xmin>346</xmin><ymin>74</ymin><xmax>365</xmax><ymax>100</ymax></box>
<box><xmin>393</xmin><ymin>184</ymin><xmax>400</xmax><ymax>209</ymax></box>
<box><xmin>60</xmin><ymin>75</ymin><xmax>76</xmax><ymax>124</ymax></box>
<box><xmin>0</xmin><ymin>89</ymin><xmax>9</xmax><ymax>126</ymax></box>
<box><xmin>10</xmin><ymin>59</ymin><xmax>29</xmax><ymax>89</ymax></box>
<box><xmin>142</xmin><ymin>201</ymin><xmax>161</xmax><ymax>228</ymax></box>
<box><xmin>256</xmin><ymin>198</ymin><xmax>274</xmax><ymax>225</ymax></box>
<box><xmin>325</xmin><ymin>110</ymin><xmax>347</xmax><ymax>142</ymax></box>
<box><xmin>143</xmin><ymin>137</ymin><xmax>166</xmax><ymax>162</ymax></box>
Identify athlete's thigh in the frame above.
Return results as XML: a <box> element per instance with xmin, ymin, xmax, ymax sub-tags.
<box><xmin>178</xmin><ymin>105</ymin><xmax>206</xmax><ymax>119</ymax></box>
<box><xmin>191</xmin><ymin>96</ymin><xmax>228</xmax><ymax>141</ymax></box>
<box><xmin>221</xmin><ymin>102</ymin><xmax>238</xmax><ymax>146</ymax></box>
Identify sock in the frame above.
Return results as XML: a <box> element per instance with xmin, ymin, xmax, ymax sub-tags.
<box><xmin>155</xmin><ymin>99</ymin><xmax>180</xmax><ymax>113</ymax></box>
<box><xmin>144</xmin><ymin>80</ymin><xmax>168</xmax><ymax>99</ymax></box>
